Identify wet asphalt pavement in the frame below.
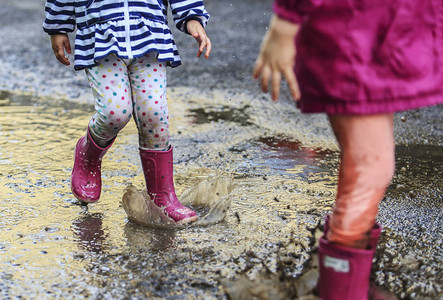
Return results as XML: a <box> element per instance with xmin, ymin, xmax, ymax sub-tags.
<box><xmin>0</xmin><ymin>0</ymin><xmax>442</xmax><ymax>299</ymax></box>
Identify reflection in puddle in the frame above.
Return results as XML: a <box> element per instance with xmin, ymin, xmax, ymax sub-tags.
<box><xmin>72</xmin><ymin>213</ymin><xmax>106</xmax><ymax>254</ymax></box>
<box><xmin>255</xmin><ymin>136</ymin><xmax>334</xmax><ymax>176</ymax></box>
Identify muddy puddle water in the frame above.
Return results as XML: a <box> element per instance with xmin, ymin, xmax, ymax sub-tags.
<box><xmin>0</xmin><ymin>89</ymin><xmax>441</xmax><ymax>299</ymax></box>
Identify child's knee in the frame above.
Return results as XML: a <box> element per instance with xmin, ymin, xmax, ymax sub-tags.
<box><xmin>372</xmin><ymin>150</ymin><xmax>396</xmax><ymax>188</ymax></box>
<box><xmin>108</xmin><ymin>109</ymin><xmax>132</xmax><ymax>126</ymax></box>
<box><xmin>345</xmin><ymin>145</ymin><xmax>395</xmax><ymax>189</ymax></box>
<box><xmin>90</xmin><ymin>109</ymin><xmax>132</xmax><ymax>138</ymax></box>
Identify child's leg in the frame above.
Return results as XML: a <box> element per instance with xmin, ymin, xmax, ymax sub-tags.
<box><xmin>328</xmin><ymin>114</ymin><xmax>395</xmax><ymax>248</ymax></box>
<box><xmin>71</xmin><ymin>55</ymin><xmax>133</xmax><ymax>203</ymax></box>
<box><xmin>316</xmin><ymin>114</ymin><xmax>395</xmax><ymax>300</ymax></box>
<box><xmin>128</xmin><ymin>53</ymin><xmax>169</xmax><ymax>150</ymax></box>
<box><xmin>85</xmin><ymin>55</ymin><xmax>133</xmax><ymax>147</ymax></box>
<box><xmin>128</xmin><ymin>54</ymin><xmax>197</xmax><ymax>224</ymax></box>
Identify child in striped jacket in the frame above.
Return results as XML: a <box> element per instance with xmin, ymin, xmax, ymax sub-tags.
<box><xmin>43</xmin><ymin>0</ymin><xmax>211</xmax><ymax>224</ymax></box>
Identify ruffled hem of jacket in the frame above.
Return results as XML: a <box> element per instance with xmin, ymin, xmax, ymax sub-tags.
<box><xmin>73</xmin><ymin>17</ymin><xmax>181</xmax><ymax>70</ymax></box>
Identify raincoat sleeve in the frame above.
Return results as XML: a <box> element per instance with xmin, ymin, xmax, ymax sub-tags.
<box><xmin>43</xmin><ymin>0</ymin><xmax>76</xmax><ymax>34</ymax></box>
<box><xmin>273</xmin><ymin>0</ymin><xmax>324</xmax><ymax>23</ymax></box>
<box><xmin>169</xmin><ymin>0</ymin><xmax>210</xmax><ymax>34</ymax></box>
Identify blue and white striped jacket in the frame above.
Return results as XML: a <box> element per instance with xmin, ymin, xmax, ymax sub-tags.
<box><xmin>43</xmin><ymin>0</ymin><xmax>210</xmax><ymax>69</ymax></box>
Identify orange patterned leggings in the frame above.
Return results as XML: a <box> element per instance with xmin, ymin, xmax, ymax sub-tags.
<box><xmin>327</xmin><ymin>114</ymin><xmax>395</xmax><ymax>249</ymax></box>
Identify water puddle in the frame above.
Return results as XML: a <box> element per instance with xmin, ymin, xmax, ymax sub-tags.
<box><xmin>0</xmin><ymin>89</ymin><xmax>441</xmax><ymax>299</ymax></box>
<box><xmin>188</xmin><ymin>104</ymin><xmax>255</xmax><ymax>127</ymax></box>
<box><xmin>0</xmin><ymin>89</ymin><xmax>335</xmax><ymax>299</ymax></box>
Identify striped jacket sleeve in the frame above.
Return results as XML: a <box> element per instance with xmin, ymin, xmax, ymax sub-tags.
<box><xmin>273</xmin><ymin>0</ymin><xmax>324</xmax><ymax>23</ymax></box>
<box><xmin>43</xmin><ymin>0</ymin><xmax>76</xmax><ymax>34</ymax></box>
<box><xmin>169</xmin><ymin>0</ymin><xmax>210</xmax><ymax>33</ymax></box>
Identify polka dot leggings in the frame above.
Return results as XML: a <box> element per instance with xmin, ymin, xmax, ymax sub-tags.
<box><xmin>86</xmin><ymin>53</ymin><xmax>169</xmax><ymax>150</ymax></box>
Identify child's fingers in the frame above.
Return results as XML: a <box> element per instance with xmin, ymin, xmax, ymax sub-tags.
<box><xmin>188</xmin><ymin>23</ymin><xmax>210</xmax><ymax>59</ymax></box>
<box><xmin>252</xmin><ymin>57</ymin><xmax>263</xmax><ymax>80</ymax></box>
<box><xmin>198</xmin><ymin>37</ymin><xmax>205</xmax><ymax>57</ymax></box>
<box><xmin>199</xmin><ymin>35</ymin><xmax>207</xmax><ymax>54</ymax></box>
<box><xmin>191</xmin><ymin>31</ymin><xmax>203</xmax><ymax>57</ymax></box>
<box><xmin>283</xmin><ymin>67</ymin><xmax>301</xmax><ymax>100</ymax></box>
<box><xmin>64</xmin><ymin>39</ymin><xmax>72</xmax><ymax>54</ymax></box>
<box><xmin>54</xmin><ymin>47</ymin><xmax>70</xmax><ymax>66</ymax></box>
<box><xmin>51</xmin><ymin>35</ymin><xmax>70</xmax><ymax>66</ymax></box>
<box><xmin>205</xmin><ymin>37</ymin><xmax>211</xmax><ymax>59</ymax></box>
<box><xmin>271</xmin><ymin>71</ymin><xmax>281</xmax><ymax>101</ymax></box>
<box><xmin>260</xmin><ymin>65</ymin><xmax>271</xmax><ymax>93</ymax></box>
<box><xmin>196</xmin><ymin>31</ymin><xmax>207</xmax><ymax>58</ymax></box>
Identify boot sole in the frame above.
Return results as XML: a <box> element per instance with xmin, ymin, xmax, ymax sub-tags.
<box><xmin>176</xmin><ymin>215</ymin><xmax>199</xmax><ymax>225</ymax></box>
<box><xmin>71</xmin><ymin>185</ymin><xmax>99</xmax><ymax>204</ymax></box>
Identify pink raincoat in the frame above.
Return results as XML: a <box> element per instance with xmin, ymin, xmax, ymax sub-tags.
<box><xmin>274</xmin><ymin>0</ymin><xmax>443</xmax><ymax>114</ymax></box>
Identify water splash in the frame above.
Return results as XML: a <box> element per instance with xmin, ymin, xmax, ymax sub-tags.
<box><xmin>122</xmin><ymin>175</ymin><xmax>233</xmax><ymax>228</ymax></box>
<box><xmin>122</xmin><ymin>186</ymin><xmax>176</xmax><ymax>227</ymax></box>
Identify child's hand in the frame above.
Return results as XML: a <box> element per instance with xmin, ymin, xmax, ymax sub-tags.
<box><xmin>186</xmin><ymin>20</ymin><xmax>211</xmax><ymax>59</ymax></box>
<box><xmin>50</xmin><ymin>33</ymin><xmax>72</xmax><ymax>66</ymax></box>
<box><xmin>253</xmin><ymin>16</ymin><xmax>301</xmax><ymax>101</ymax></box>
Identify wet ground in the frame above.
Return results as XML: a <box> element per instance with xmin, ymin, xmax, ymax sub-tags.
<box><xmin>0</xmin><ymin>0</ymin><xmax>442</xmax><ymax>299</ymax></box>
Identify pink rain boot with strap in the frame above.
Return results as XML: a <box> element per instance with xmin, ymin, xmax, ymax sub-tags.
<box><xmin>71</xmin><ymin>129</ymin><xmax>114</xmax><ymax>203</ymax></box>
<box><xmin>139</xmin><ymin>146</ymin><xmax>198</xmax><ymax>224</ymax></box>
<box><xmin>317</xmin><ymin>215</ymin><xmax>381</xmax><ymax>300</ymax></box>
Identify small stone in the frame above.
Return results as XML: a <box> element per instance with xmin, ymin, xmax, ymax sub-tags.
<box><xmin>408</xmin><ymin>190</ymin><xmax>417</xmax><ymax>198</ymax></box>
<box><xmin>281</xmin><ymin>256</ymin><xmax>293</xmax><ymax>265</ymax></box>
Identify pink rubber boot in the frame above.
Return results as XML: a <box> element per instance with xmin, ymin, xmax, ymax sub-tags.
<box><xmin>317</xmin><ymin>216</ymin><xmax>381</xmax><ymax>300</ymax></box>
<box><xmin>71</xmin><ymin>129</ymin><xmax>114</xmax><ymax>203</ymax></box>
<box><xmin>139</xmin><ymin>146</ymin><xmax>198</xmax><ymax>224</ymax></box>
